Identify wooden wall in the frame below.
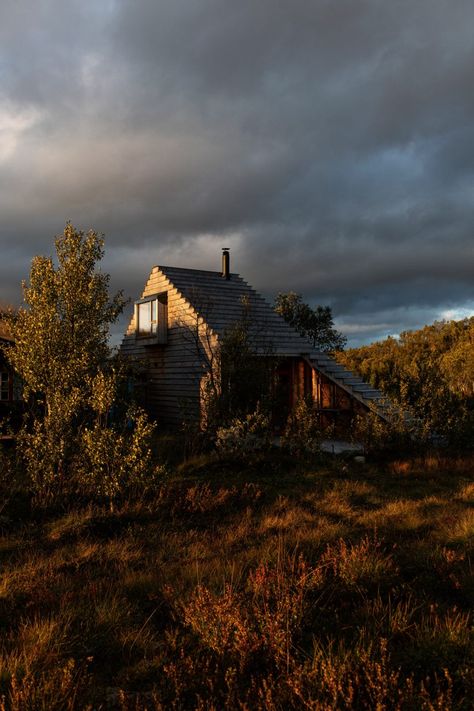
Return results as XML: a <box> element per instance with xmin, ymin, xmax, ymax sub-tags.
<box><xmin>271</xmin><ymin>356</ymin><xmax>370</xmax><ymax>434</ymax></box>
<box><xmin>0</xmin><ymin>343</ymin><xmax>13</xmax><ymax>402</ymax></box>
<box><xmin>312</xmin><ymin>367</ymin><xmax>368</xmax><ymax>433</ymax></box>
<box><xmin>121</xmin><ymin>270</ymin><xmax>371</xmax><ymax>432</ymax></box>
<box><xmin>0</xmin><ymin>341</ymin><xmax>23</xmax><ymax>427</ymax></box>
<box><xmin>120</xmin><ymin>267</ymin><xmax>218</xmax><ymax>426</ymax></box>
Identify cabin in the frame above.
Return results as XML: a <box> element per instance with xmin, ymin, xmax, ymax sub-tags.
<box><xmin>121</xmin><ymin>251</ymin><xmax>391</xmax><ymax>431</ymax></box>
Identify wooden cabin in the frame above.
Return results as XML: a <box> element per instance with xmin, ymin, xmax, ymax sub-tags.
<box><xmin>121</xmin><ymin>252</ymin><xmax>391</xmax><ymax>430</ymax></box>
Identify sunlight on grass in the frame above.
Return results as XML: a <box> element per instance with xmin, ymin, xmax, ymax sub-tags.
<box><xmin>46</xmin><ymin>507</ymin><xmax>95</xmax><ymax>542</ymax></box>
<box><xmin>0</xmin><ymin>614</ymin><xmax>72</xmax><ymax>683</ymax></box>
<box><xmin>358</xmin><ymin>498</ymin><xmax>429</xmax><ymax>533</ymax></box>
<box><xmin>261</xmin><ymin>506</ymin><xmax>317</xmax><ymax>532</ymax></box>
<box><xmin>322</xmin><ymin>534</ymin><xmax>398</xmax><ymax>590</ymax></box>
<box><xmin>1</xmin><ymin>454</ymin><xmax>474</xmax><ymax>707</ymax></box>
<box><xmin>442</xmin><ymin>509</ymin><xmax>474</xmax><ymax>544</ymax></box>
<box><xmin>455</xmin><ymin>481</ymin><xmax>474</xmax><ymax>503</ymax></box>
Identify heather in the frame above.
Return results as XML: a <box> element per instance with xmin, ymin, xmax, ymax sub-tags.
<box><xmin>1</xmin><ymin>449</ymin><xmax>474</xmax><ymax>709</ymax></box>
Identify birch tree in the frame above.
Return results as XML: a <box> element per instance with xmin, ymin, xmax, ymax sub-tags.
<box><xmin>7</xmin><ymin>223</ymin><xmax>128</xmax><ymax>497</ymax></box>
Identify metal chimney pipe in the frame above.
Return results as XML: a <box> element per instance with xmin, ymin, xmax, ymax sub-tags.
<box><xmin>222</xmin><ymin>248</ymin><xmax>230</xmax><ymax>279</ymax></box>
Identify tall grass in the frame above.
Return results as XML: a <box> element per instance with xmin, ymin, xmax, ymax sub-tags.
<box><xmin>0</xmin><ymin>451</ymin><xmax>474</xmax><ymax>708</ymax></box>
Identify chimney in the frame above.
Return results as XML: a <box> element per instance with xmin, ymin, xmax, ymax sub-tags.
<box><xmin>222</xmin><ymin>248</ymin><xmax>230</xmax><ymax>279</ymax></box>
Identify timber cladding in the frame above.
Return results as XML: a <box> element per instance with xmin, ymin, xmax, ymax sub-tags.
<box><xmin>121</xmin><ymin>267</ymin><xmax>215</xmax><ymax>424</ymax></box>
<box><xmin>121</xmin><ymin>264</ymin><xmax>395</xmax><ymax>427</ymax></box>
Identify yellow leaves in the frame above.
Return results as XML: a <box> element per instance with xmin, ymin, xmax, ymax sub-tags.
<box><xmin>6</xmin><ymin>224</ymin><xmax>134</xmax><ymax>501</ymax></box>
<box><xmin>7</xmin><ymin>223</ymin><xmax>127</xmax><ymax>401</ymax></box>
<box><xmin>79</xmin><ymin>406</ymin><xmax>158</xmax><ymax>501</ymax></box>
<box><xmin>440</xmin><ymin>339</ymin><xmax>474</xmax><ymax>396</ymax></box>
<box><xmin>88</xmin><ymin>370</ymin><xmax>117</xmax><ymax>416</ymax></box>
<box><xmin>281</xmin><ymin>397</ymin><xmax>321</xmax><ymax>457</ymax></box>
<box><xmin>215</xmin><ymin>406</ymin><xmax>272</xmax><ymax>459</ymax></box>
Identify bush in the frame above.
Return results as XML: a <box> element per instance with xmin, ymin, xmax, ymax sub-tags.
<box><xmin>281</xmin><ymin>398</ymin><xmax>321</xmax><ymax>457</ymax></box>
<box><xmin>18</xmin><ymin>390</ymin><xmax>83</xmax><ymax>502</ymax></box>
<box><xmin>78</xmin><ymin>406</ymin><xmax>164</xmax><ymax>504</ymax></box>
<box><xmin>5</xmin><ymin>225</ymin><xmax>134</xmax><ymax>506</ymax></box>
<box><xmin>350</xmin><ymin>408</ymin><xmax>421</xmax><ymax>458</ymax></box>
<box><xmin>0</xmin><ymin>447</ymin><xmax>16</xmax><ymax>515</ymax></box>
<box><xmin>16</xmin><ymin>370</ymin><xmax>162</xmax><ymax>506</ymax></box>
<box><xmin>215</xmin><ymin>406</ymin><xmax>272</xmax><ymax>460</ymax></box>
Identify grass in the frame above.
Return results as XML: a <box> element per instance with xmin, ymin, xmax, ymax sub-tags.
<box><xmin>1</xmin><ymin>450</ymin><xmax>474</xmax><ymax>708</ymax></box>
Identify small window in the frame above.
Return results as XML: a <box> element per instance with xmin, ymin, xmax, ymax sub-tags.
<box><xmin>135</xmin><ymin>293</ymin><xmax>168</xmax><ymax>344</ymax></box>
<box><xmin>0</xmin><ymin>372</ymin><xmax>9</xmax><ymax>401</ymax></box>
<box><xmin>137</xmin><ymin>299</ymin><xmax>157</xmax><ymax>336</ymax></box>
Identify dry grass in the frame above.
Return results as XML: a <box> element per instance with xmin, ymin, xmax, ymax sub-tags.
<box><xmin>1</xmin><ymin>450</ymin><xmax>474</xmax><ymax>708</ymax></box>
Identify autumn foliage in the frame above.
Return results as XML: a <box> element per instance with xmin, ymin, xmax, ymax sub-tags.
<box><xmin>4</xmin><ymin>224</ymin><xmax>157</xmax><ymax>504</ymax></box>
<box><xmin>338</xmin><ymin>319</ymin><xmax>474</xmax><ymax>445</ymax></box>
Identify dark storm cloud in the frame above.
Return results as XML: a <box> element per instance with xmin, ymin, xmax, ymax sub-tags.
<box><xmin>1</xmin><ymin>0</ymin><xmax>474</xmax><ymax>344</ymax></box>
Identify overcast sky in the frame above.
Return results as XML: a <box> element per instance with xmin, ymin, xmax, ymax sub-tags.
<box><xmin>1</xmin><ymin>0</ymin><xmax>474</xmax><ymax>346</ymax></box>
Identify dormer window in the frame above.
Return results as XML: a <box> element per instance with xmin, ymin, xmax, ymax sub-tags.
<box><xmin>135</xmin><ymin>293</ymin><xmax>168</xmax><ymax>344</ymax></box>
<box><xmin>137</xmin><ymin>299</ymin><xmax>157</xmax><ymax>336</ymax></box>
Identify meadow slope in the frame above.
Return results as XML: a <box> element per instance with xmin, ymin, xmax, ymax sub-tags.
<box><xmin>1</xmin><ymin>452</ymin><xmax>474</xmax><ymax>709</ymax></box>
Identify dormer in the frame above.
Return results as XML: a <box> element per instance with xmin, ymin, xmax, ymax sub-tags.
<box><xmin>134</xmin><ymin>292</ymin><xmax>168</xmax><ymax>345</ymax></box>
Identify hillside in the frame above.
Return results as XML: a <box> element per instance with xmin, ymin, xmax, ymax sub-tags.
<box><xmin>337</xmin><ymin>318</ymin><xmax>474</xmax><ymax>444</ymax></box>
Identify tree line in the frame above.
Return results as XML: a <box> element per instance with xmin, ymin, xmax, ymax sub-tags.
<box><xmin>337</xmin><ymin>319</ymin><xmax>474</xmax><ymax>445</ymax></box>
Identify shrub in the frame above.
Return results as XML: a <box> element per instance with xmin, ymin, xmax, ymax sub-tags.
<box><xmin>18</xmin><ymin>390</ymin><xmax>83</xmax><ymax>503</ymax></box>
<box><xmin>183</xmin><ymin>552</ymin><xmax>316</xmax><ymax>673</ymax></box>
<box><xmin>0</xmin><ymin>447</ymin><xmax>16</xmax><ymax>516</ymax></box>
<box><xmin>78</xmin><ymin>406</ymin><xmax>163</xmax><ymax>504</ymax></box>
<box><xmin>350</xmin><ymin>408</ymin><xmax>420</xmax><ymax>458</ymax></box>
<box><xmin>0</xmin><ymin>659</ymin><xmax>90</xmax><ymax>711</ymax></box>
<box><xmin>215</xmin><ymin>406</ymin><xmax>272</xmax><ymax>460</ymax></box>
<box><xmin>321</xmin><ymin>534</ymin><xmax>398</xmax><ymax>592</ymax></box>
<box><xmin>281</xmin><ymin>397</ymin><xmax>321</xmax><ymax>457</ymax></box>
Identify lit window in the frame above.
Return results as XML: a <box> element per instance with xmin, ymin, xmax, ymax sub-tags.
<box><xmin>137</xmin><ymin>299</ymin><xmax>157</xmax><ymax>336</ymax></box>
<box><xmin>134</xmin><ymin>293</ymin><xmax>168</xmax><ymax>343</ymax></box>
<box><xmin>0</xmin><ymin>372</ymin><xmax>9</xmax><ymax>401</ymax></box>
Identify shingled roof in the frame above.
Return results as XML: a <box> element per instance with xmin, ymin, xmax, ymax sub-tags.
<box><xmin>157</xmin><ymin>265</ymin><xmax>312</xmax><ymax>357</ymax></box>
<box><xmin>155</xmin><ymin>265</ymin><xmax>395</xmax><ymax>422</ymax></box>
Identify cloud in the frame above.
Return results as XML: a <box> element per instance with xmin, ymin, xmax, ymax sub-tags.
<box><xmin>1</xmin><ymin>0</ymin><xmax>474</xmax><ymax>345</ymax></box>
<box><xmin>0</xmin><ymin>102</ymin><xmax>43</xmax><ymax>163</ymax></box>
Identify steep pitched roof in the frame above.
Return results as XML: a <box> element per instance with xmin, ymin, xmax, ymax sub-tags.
<box><xmin>157</xmin><ymin>265</ymin><xmax>312</xmax><ymax>357</ymax></box>
<box><xmin>156</xmin><ymin>265</ymin><xmax>394</xmax><ymax>422</ymax></box>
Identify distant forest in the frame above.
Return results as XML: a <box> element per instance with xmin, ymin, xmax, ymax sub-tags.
<box><xmin>338</xmin><ymin>318</ymin><xmax>474</xmax><ymax>445</ymax></box>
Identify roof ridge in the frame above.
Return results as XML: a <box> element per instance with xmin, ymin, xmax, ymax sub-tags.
<box><xmin>149</xmin><ymin>264</ymin><xmax>316</xmax><ymax>355</ymax></box>
<box><xmin>156</xmin><ymin>265</ymin><xmax>241</xmax><ymax>278</ymax></box>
